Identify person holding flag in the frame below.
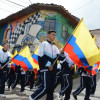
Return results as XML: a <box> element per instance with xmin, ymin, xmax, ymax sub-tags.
<box><xmin>0</xmin><ymin>41</ymin><xmax>11</xmax><ymax>98</ymax></box>
<box><xmin>58</xmin><ymin>52</ymin><xmax>75</xmax><ymax>100</ymax></box>
<box><xmin>62</xmin><ymin>18</ymin><xmax>100</xmax><ymax>100</ymax></box>
<box><xmin>29</xmin><ymin>30</ymin><xmax>65</xmax><ymax>100</ymax></box>
<box><xmin>73</xmin><ymin>66</ymin><xmax>91</xmax><ymax>100</ymax></box>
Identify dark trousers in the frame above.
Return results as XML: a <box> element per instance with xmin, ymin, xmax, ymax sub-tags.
<box><xmin>0</xmin><ymin>72</ymin><xmax>6</xmax><ymax>94</ymax></box>
<box><xmin>73</xmin><ymin>76</ymin><xmax>91</xmax><ymax>100</ymax></box>
<box><xmin>54</xmin><ymin>74</ymin><xmax>64</xmax><ymax>90</ymax></box>
<box><xmin>35</xmin><ymin>75</ymin><xmax>41</xmax><ymax>87</ymax></box>
<box><xmin>64</xmin><ymin>75</ymin><xmax>73</xmax><ymax>100</ymax></box>
<box><xmin>12</xmin><ymin>74</ymin><xmax>25</xmax><ymax>92</ymax></box>
<box><xmin>8</xmin><ymin>73</ymin><xmax>15</xmax><ymax>88</ymax></box>
<box><xmin>31</xmin><ymin>71</ymin><xmax>56</xmax><ymax>100</ymax></box>
<box><xmin>25</xmin><ymin>75</ymin><xmax>34</xmax><ymax>89</ymax></box>
<box><xmin>90</xmin><ymin>75</ymin><xmax>96</xmax><ymax>94</ymax></box>
<box><xmin>59</xmin><ymin>74</ymin><xmax>73</xmax><ymax>100</ymax></box>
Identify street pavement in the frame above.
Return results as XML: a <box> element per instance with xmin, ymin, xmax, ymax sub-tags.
<box><xmin>0</xmin><ymin>72</ymin><xmax>100</xmax><ymax>100</ymax></box>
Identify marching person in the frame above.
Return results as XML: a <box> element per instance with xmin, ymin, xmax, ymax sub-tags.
<box><xmin>59</xmin><ymin>52</ymin><xmax>75</xmax><ymax>100</ymax></box>
<box><xmin>73</xmin><ymin>66</ymin><xmax>91</xmax><ymax>100</ymax></box>
<box><xmin>54</xmin><ymin>63</ymin><xmax>64</xmax><ymax>90</ymax></box>
<box><xmin>11</xmin><ymin>65</ymin><xmax>26</xmax><ymax>95</ymax></box>
<box><xmin>25</xmin><ymin>69</ymin><xmax>35</xmax><ymax>90</ymax></box>
<box><xmin>11</xmin><ymin>65</ymin><xmax>21</xmax><ymax>90</ymax></box>
<box><xmin>90</xmin><ymin>75</ymin><xmax>96</xmax><ymax>96</ymax></box>
<box><xmin>29</xmin><ymin>30</ymin><xmax>65</xmax><ymax>100</ymax></box>
<box><xmin>0</xmin><ymin>41</ymin><xmax>11</xmax><ymax>98</ymax></box>
<box><xmin>7</xmin><ymin>66</ymin><xmax>15</xmax><ymax>92</ymax></box>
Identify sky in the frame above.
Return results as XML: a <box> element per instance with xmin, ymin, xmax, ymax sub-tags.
<box><xmin>0</xmin><ymin>0</ymin><xmax>100</xmax><ymax>30</ymax></box>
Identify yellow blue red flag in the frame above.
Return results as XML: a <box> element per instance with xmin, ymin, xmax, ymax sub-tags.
<box><xmin>12</xmin><ymin>46</ymin><xmax>39</xmax><ymax>71</ymax></box>
<box><xmin>92</xmin><ymin>61</ymin><xmax>100</xmax><ymax>75</ymax></box>
<box><xmin>11</xmin><ymin>49</ymin><xmax>18</xmax><ymax>70</ymax></box>
<box><xmin>64</xmin><ymin>18</ymin><xmax>100</xmax><ymax>68</ymax></box>
<box><xmin>32</xmin><ymin>45</ymin><xmax>39</xmax><ymax>69</ymax></box>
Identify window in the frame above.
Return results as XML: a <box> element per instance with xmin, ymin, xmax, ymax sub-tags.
<box><xmin>43</xmin><ymin>19</ymin><xmax>56</xmax><ymax>32</ymax></box>
<box><xmin>62</xmin><ymin>26</ymin><xmax>70</xmax><ymax>40</ymax></box>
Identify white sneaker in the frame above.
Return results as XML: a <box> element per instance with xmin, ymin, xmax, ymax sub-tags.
<box><xmin>29</xmin><ymin>96</ymin><xmax>33</xmax><ymax>100</ymax></box>
<box><xmin>59</xmin><ymin>95</ymin><xmax>64</xmax><ymax>100</ymax></box>
<box><xmin>10</xmin><ymin>87</ymin><xmax>13</xmax><ymax>93</ymax></box>
<box><xmin>19</xmin><ymin>91</ymin><xmax>26</xmax><ymax>95</ymax></box>
<box><xmin>53</xmin><ymin>93</ymin><xmax>59</xmax><ymax>98</ymax></box>
<box><xmin>0</xmin><ymin>94</ymin><xmax>6</xmax><ymax>98</ymax></box>
<box><xmin>90</xmin><ymin>94</ymin><xmax>95</xmax><ymax>97</ymax></box>
<box><xmin>30</xmin><ymin>88</ymin><xmax>36</xmax><ymax>91</ymax></box>
<box><xmin>6</xmin><ymin>88</ymin><xmax>10</xmax><ymax>91</ymax></box>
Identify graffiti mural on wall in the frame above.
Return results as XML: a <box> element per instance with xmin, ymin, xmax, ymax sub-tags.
<box><xmin>0</xmin><ymin>10</ymin><xmax>75</xmax><ymax>53</ymax></box>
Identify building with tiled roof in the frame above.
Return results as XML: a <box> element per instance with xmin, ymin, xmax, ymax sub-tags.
<box><xmin>0</xmin><ymin>3</ymin><xmax>79</xmax><ymax>53</ymax></box>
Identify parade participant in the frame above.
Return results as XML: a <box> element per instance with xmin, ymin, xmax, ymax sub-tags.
<box><xmin>29</xmin><ymin>30</ymin><xmax>65</xmax><ymax>100</ymax></box>
<box><xmin>11</xmin><ymin>65</ymin><xmax>26</xmax><ymax>95</ymax></box>
<box><xmin>59</xmin><ymin>52</ymin><xmax>75</xmax><ymax>100</ymax></box>
<box><xmin>25</xmin><ymin>69</ymin><xmax>35</xmax><ymax>90</ymax></box>
<box><xmin>54</xmin><ymin>63</ymin><xmax>64</xmax><ymax>90</ymax></box>
<box><xmin>7</xmin><ymin>66</ymin><xmax>15</xmax><ymax>92</ymax></box>
<box><xmin>53</xmin><ymin>63</ymin><xmax>64</xmax><ymax>99</ymax></box>
<box><xmin>73</xmin><ymin>67</ymin><xmax>91</xmax><ymax>100</ymax></box>
<box><xmin>90</xmin><ymin>75</ymin><xmax>96</xmax><ymax>96</ymax></box>
<box><xmin>0</xmin><ymin>41</ymin><xmax>11</xmax><ymax>98</ymax></box>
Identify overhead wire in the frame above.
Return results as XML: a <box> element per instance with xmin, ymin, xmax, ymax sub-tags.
<box><xmin>28</xmin><ymin>0</ymin><xmax>32</xmax><ymax>4</ymax></box>
<box><xmin>4</xmin><ymin>0</ymin><xmax>25</xmax><ymax>7</ymax></box>
<box><xmin>0</xmin><ymin>0</ymin><xmax>29</xmax><ymax>18</ymax></box>
<box><xmin>19</xmin><ymin>0</ymin><xmax>30</xmax><ymax>5</ymax></box>
<box><xmin>71</xmin><ymin>0</ymin><xmax>96</xmax><ymax>12</ymax></box>
<box><xmin>0</xmin><ymin>7</ymin><xmax>13</xmax><ymax>13</ymax></box>
<box><xmin>0</xmin><ymin>0</ymin><xmax>22</xmax><ymax>11</ymax></box>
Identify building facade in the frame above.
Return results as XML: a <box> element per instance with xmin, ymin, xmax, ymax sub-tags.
<box><xmin>0</xmin><ymin>3</ymin><xmax>79</xmax><ymax>53</ymax></box>
<box><xmin>90</xmin><ymin>29</ymin><xmax>100</xmax><ymax>48</ymax></box>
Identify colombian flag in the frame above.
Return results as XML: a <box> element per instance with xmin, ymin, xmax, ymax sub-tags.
<box><xmin>10</xmin><ymin>49</ymin><xmax>18</xmax><ymax>63</ymax></box>
<box><xmin>33</xmin><ymin>68</ymin><xmax>38</xmax><ymax>80</ymax></box>
<box><xmin>32</xmin><ymin>45</ymin><xmax>39</xmax><ymax>67</ymax></box>
<box><xmin>11</xmin><ymin>63</ymin><xmax>16</xmax><ymax>71</ymax></box>
<box><xmin>12</xmin><ymin>46</ymin><xmax>39</xmax><ymax>71</ymax></box>
<box><xmin>32</xmin><ymin>45</ymin><xmax>39</xmax><ymax>79</ymax></box>
<box><xmin>11</xmin><ymin>49</ymin><xmax>18</xmax><ymax>71</ymax></box>
<box><xmin>92</xmin><ymin>62</ymin><xmax>100</xmax><ymax>75</ymax></box>
<box><xmin>64</xmin><ymin>18</ymin><xmax>100</xmax><ymax>71</ymax></box>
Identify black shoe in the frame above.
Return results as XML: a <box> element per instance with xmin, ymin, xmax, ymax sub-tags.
<box><xmin>84</xmin><ymin>99</ymin><xmax>91</xmax><ymax>100</ymax></box>
<box><xmin>73</xmin><ymin>93</ymin><xmax>77</xmax><ymax>100</ymax></box>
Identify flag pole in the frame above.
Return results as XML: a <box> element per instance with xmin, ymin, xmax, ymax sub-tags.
<box><xmin>2</xmin><ymin>59</ymin><xmax>12</xmax><ymax>69</ymax></box>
